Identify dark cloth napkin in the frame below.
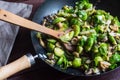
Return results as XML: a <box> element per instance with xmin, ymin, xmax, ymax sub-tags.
<box><xmin>0</xmin><ymin>1</ymin><xmax>33</xmax><ymax>66</ymax></box>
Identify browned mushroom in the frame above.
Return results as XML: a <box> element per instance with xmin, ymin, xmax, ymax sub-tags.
<box><xmin>110</xmin><ymin>25</ymin><xmax>119</xmax><ymax>32</ymax></box>
<box><xmin>63</xmin><ymin>42</ymin><xmax>75</xmax><ymax>52</ymax></box>
<box><xmin>45</xmin><ymin>59</ymin><xmax>55</xmax><ymax>66</ymax></box>
<box><xmin>85</xmin><ymin>68</ymin><xmax>93</xmax><ymax>75</ymax></box>
<box><xmin>100</xmin><ymin>61</ymin><xmax>111</xmax><ymax>71</ymax></box>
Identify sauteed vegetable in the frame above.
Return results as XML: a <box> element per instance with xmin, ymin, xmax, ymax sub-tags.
<box><xmin>36</xmin><ymin>0</ymin><xmax>120</xmax><ymax>75</ymax></box>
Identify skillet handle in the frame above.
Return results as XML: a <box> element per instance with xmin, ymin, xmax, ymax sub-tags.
<box><xmin>0</xmin><ymin>54</ymin><xmax>35</xmax><ymax>80</ymax></box>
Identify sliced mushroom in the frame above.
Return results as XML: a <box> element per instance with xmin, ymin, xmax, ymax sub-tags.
<box><xmin>107</xmin><ymin>47</ymin><xmax>113</xmax><ymax>60</ymax></box>
<box><xmin>85</xmin><ymin>68</ymin><xmax>93</xmax><ymax>75</ymax></box>
<box><xmin>39</xmin><ymin>38</ymin><xmax>46</xmax><ymax>48</ymax></box>
<box><xmin>110</xmin><ymin>25</ymin><xmax>119</xmax><ymax>32</ymax></box>
<box><xmin>45</xmin><ymin>59</ymin><xmax>55</xmax><ymax>66</ymax></box>
<box><xmin>100</xmin><ymin>61</ymin><xmax>111</xmax><ymax>71</ymax></box>
<box><xmin>63</xmin><ymin>42</ymin><xmax>75</xmax><ymax>51</ymax></box>
<box><xmin>108</xmin><ymin>51</ymin><xmax>112</xmax><ymax>58</ymax></box>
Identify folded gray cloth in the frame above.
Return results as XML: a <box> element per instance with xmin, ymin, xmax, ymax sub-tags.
<box><xmin>0</xmin><ymin>1</ymin><xmax>33</xmax><ymax>66</ymax></box>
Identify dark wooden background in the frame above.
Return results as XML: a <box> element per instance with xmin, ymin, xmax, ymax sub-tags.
<box><xmin>5</xmin><ymin>0</ymin><xmax>120</xmax><ymax>80</ymax></box>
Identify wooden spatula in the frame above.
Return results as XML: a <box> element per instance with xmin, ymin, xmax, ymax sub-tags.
<box><xmin>0</xmin><ymin>9</ymin><xmax>75</xmax><ymax>51</ymax></box>
<box><xmin>0</xmin><ymin>9</ymin><xmax>64</xmax><ymax>39</ymax></box>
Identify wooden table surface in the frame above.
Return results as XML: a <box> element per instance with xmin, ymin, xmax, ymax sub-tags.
<box><xmin>6</xmin><ymin>0</ymin><xmax>120</xmax><ymax>80</ymax></box>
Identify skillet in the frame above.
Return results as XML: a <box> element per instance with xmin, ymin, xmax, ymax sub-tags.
<box><xmin>31</xmin><ymin>0</ymin><xmax>120</xmax><ymax>76</ymax></box>
<box><xmin>0</xmin><ymin>0</ymin><xmax>120</xmax><ymax>79</ymax></box>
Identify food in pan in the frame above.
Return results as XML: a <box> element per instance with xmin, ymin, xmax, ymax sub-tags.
<box><xmin>36</xmin><ymin>0</ymin><xmax>120</xmax><ymax>75</ymax></box>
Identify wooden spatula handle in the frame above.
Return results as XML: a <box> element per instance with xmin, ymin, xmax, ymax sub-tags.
<box><xmin>0</xmin><ymin>9</ymin><xmax>61</xmax><ymax>38</ymax></box>
<box><xmin>0</xmin><ymin>54</ymin><xmax>34</xmax><ymax>80</ymax></box>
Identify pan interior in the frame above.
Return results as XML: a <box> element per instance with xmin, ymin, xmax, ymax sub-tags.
<box><xmin>31</xmin><ymin>0</ymin><xmax>120</xmax><ymax>76</ymax></box>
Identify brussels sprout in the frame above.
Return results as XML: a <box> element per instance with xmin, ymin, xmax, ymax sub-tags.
<box><xmin>62</xmin><ymin>56</ymin><xmax>68</xmax><ymax>69</ymax></box>
<box><xmin>36</xmin><ymin>32</ymin><xmax>42</xmax><ymax>38</ymax></box>
<box><xmin>59</xmin><ymin>22</ymin><xmax>69</xmax><ymax>31</ymax></box>
<box><xmin>47</xmin><ymin>39</ymin><xmax>56</xmax><ymax>44</ymax></box>
<box><xmin>77</xmin><ymin>10</ymin><xmax>88</xmax><ymax>20</ymax></box>
<box><xmin>84</xmin><ymin>64</ymin><xmax>89</xmax><ymax>69</ymax></box>
<box><xmin>84</xmin><ymin>3</ymin><xmax>93</xmax><ymax>10</ymax></box>
<box><xmin>111</xmin><ymin>17</ymin><xmax>120</xmax><ymax>26</ymax></box>
<box><xmin>109</xmin><ymin>63</ymin><xmax>117</xmax><ymax>70</ymax></box>
<box><xmin>92</xmin><ymin>14</ymin><xmax>105</xmax><ymax>25</ymax></box>
<box><xmin>94</xmin><ymin>56</ymin><xmax>103</xmax><ymax>66</ymax></box>
<box><xmin>99</xmin><ymin>43</ymin><xmax>108</xmax><ymax>56</ymax></box>
<box><xmin>73</xmin><ymin>51</ymin><xmax>80</xmax><ymax>58</ymax></box>
<box><xmin>54</xmin><ymin>47</ymin><xmax>64</xmax><ymax>57</ymax></box>
<box><xmin>55</xmin><ymin>42</ymin><xmax>62</xmax><ymax>48</ymax></box>
<box><xmin>72</xmin><ymin>57</ymin><xmax>82</xmax><ymax>68</ymax></box>
<box><xmin>98</xmin><ymin>33</ymin><xmax>108</xmax><ymax>41</ymax></box>
<box><xmin>57</xmin><ymin>9</ymin><xmax>72</xmax><ymax>17</ymax></box>
<box><xmin>68</xmin><ymin>61</ymin><xmax>73</xmax><ymax>67</ymax></box>
<box><xmin>60</xmin><ymin>31</ymin><xmax>74</xmax><ymax>42</ymax></box>
<box><xmin>84</xmin><ymin>36</ymin><xmax>94</xmax><ymax>52</ymax></box>
<box><xmin>78</xmin><ymin>36</ymin><xmax>86</xmax><ymax>46</ymax></box>
<box><xmin>79</xmin><ymin>29</ymin><xmax>96</xmax><ymax>35</ymax></box>
<box><xmin>76</xmin><ymin>46</ymin><xmax>83</xmax><ymax>54</ymax></box>
<box><xmin>92</xmin><ymin>45</ymin><xmax>99</xmax><ymax>53</ymax></box>
<box><xmin>57</xmin><ymin>56</ymin><xmax>64</xmax><ymax>65</ymax></box>
<box><xmin>53</xmin><ymin>17</ymin><xmax>66</xmax><ymax>24</ymax></box>
<box><xmin>75</xmin><ymin>0</ymin><xmax>93</xmax><ymax>10</ymax></box>
<box><xmin>63</xmin><ymin>5</ymin><xmax>74</xmax><ymax>13</ymax></box>
<box><xmin>116</xmin><ymin>44</ymin><xmax>120</xmax><ymax>51</ymax></box>
<box><xmin>47</xmin><ymin>42</ymin><xmax>55</xmax><ymax>52</ymax></box>
<box><xmin>70</xmin><ymin>18</ymin><xmax>81</xmax><ymax>26</ymax></box>
<box><xmin>73</xmin><ymin>25</ymin><xmax>80</xmax><ymax>36</ymax></box>
<box><xmin>105</xmin><ymin>13</ymin><xmax>113</xmax><ymax>21</ymax></box>
<box><xmin>108</xmin><ymin>34</ymin><xmax>117</xmax><ymax>45</ymax></box>
<box><xmin>109</xmin><ymin>53</ymin><xmax>120</xmax><ymax>64</ymax></box>
<box><xmin>75</xmin><ymin>1</ymin><xmax>84</xmax><ymax>10</ymax></box>
<box><xmin>95</xmin><ymin>25</ymin><xmax>103</xmax><ymax>33</ymax></box>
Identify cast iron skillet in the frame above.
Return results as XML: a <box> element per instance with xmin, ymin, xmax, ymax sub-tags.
<box><xmin>31</xmin><ymin>0</ymin><xmax>120</xmax><ymax>76</ymax></box>
<box><xmin>0</xmin><ymin>0</ymin><xmax>120</xmax><ymax>79</ymax></box>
